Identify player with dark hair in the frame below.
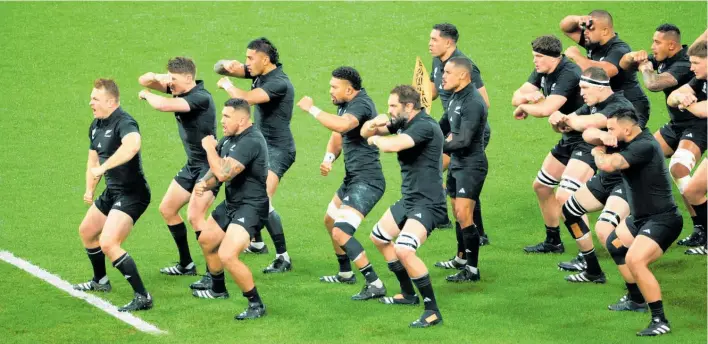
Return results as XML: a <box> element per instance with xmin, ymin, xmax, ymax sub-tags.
<box><xmin>361</xmin><ymin>85</ymin><xmax>447</xmax><ymax>328</ymax></box>
<box><xmin>214</xmin><ymin>37</ymin><xmax>294</xmax><ymax>274</ymax></box>
<box><xmin>428</xmin><ymin>22</ymin><xmax>492</xmax><ymax>271</ymax></box>
<box><xmin>591</xmin><ymin>109</ymin><xmax>683</xmax><ymax>336</ymax></box>
<box><xmin>138</xmin><ymin>56</ymin><xmax>217</xmax><ymax>283</ymax></box>
<box><xmin>512</xmin><ymin>35</ymin><xmax>589</xmax><ymax>254</ymax></box>
<box><xmin>191</xmin><ymin>98</ymin><xmax>269</xmax><ymax>320</ymax></box>
<box><xmin>73</xmin><ymin>78</ymin><xmax>152</xmax><ymax>312</ymax></box>
<box><xmin>560</xmin><ymin>10</ymin><xmax>651</xmax><ymax>128</ymax></box>
<box><xmin>296</xmin><ymin>66</ymin><xmax>387</xmax><ymax>299</ymax></box>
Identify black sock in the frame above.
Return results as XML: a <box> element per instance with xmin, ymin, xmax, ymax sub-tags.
<box><xmin>462</xmin><ymin>224</ymin><xmax>480</xmax><ymax>268</ymax></box>
<box><xmin>86</xmin><ymin>247</ymin><xmax>106</xmax><ymax>282</ymax></box>
<box><xmin>692</xmin><ymin>202</ymin><xmax>707</xmax><ymax>231</ymax></box>
<box><xmin>626</xmin><ymin>283</ymin><xmax>645</xmax><ymax>304</ymax></box>
<box><xmin>337</xmin><ymin>254</ymin><xmax>351</xmax><ymax>273</ymax></box>
<box><xmin>195</xmin><ymin>230</ymin><xmax>202</xmax><ymax>241</ymax></box>
<box><xmin>473</xmin><ymin>199</ymin><xmax>485</xmax><ymax>237</ymax></box>
<box><xmin>243</xmin><ymin>286</ymin><xmax>262</xmax><ymax>305</ymax></box>
<box><xmin>648</xmin><ymin>300</ymin><xmax>666</xmax><ymax>321</ymax></box>
<box><xmin>455</xmin><ymin>222</ymin><xmax>465</xmax><ymax>258</ymax></box>
<box><xmin>546</xmin><ymin>225</ymin><xmax>561</xmax><ymax>244</ymax></box>
<box><xmin>691</xmin><ymin>215</ymin><xmax>700</xmax><ymax>228</ymax></box>
<box><xmin>581</xmin><ymin>248</ymin><xmax>602</xmax><ymax>275</ymax></box>
<box><xmin>168</xmin><ymin>223</ymin><xmax>193</xmax><ymax>267</ymax></box>
<box><xmin>359</xmin><ymin>263</ymin><xmax>379</xmax><ymax>284</ymax></box>
<box><xmin>253</xmin><ymin>230</ymin><xmax>263</xmax><ymax>243</ymax></box>
<box><xmin>112</xmin><ymin>253</ymin><xmax>147</xmax><ymax>296</ymax></box>
<box><xmin>211</xmin><ymin>270</ymin><xmax>226</xmax><ymax>293</ymax></box>
<box><xmin>265</xmin><ymin>211</ymin><xmax>287</xmax><ymax>254</ymax></box>
<box><xmin>387</xmin><ymin>260</ymin><xmax>415</xmax><ymax>296</ymax></box>
<box><xmin>412</xmin><ymin>274</ymin><xmax>438</xmax><ymax>311</ymax></box>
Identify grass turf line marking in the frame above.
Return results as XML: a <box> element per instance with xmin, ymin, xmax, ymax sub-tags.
<box><xmin>0</xmin><ymin>250</ymin><xmax>167</xmax><ymax>335</ymax></box>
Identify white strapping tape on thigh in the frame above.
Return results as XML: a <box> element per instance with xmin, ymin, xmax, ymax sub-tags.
<box><xmin>371</xmin><ymin>223</ymin><xmax>393</xmax><ymax>242</ymax></box>
<box><xmin>394</xmin><ymin>232</ymin><xmax>421</xmax><ymax>251</ymax></box>
<box><xmin>326</xmin><ymin>201</ymin><xmax>339</xmax><ymax>219</ymax></box>
<box><xmin>269</xmin><ymin>200</ymin><xmax>274</xmax><ymax>213</ymax></box>
<box><xmin>669</xmin><ymin>148</ymin><xmax>696</xmax><ymax>172</ymax></box>
<box><xmin>334</xmin><ymin>208</ymin><xmax>362</xmax><ymax>229</ymax></box>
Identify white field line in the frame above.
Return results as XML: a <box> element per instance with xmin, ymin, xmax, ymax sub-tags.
<box><xmin>0</xmin><ymin>250</ymin><xmax>167</xmax><ymax>335</ymax></box>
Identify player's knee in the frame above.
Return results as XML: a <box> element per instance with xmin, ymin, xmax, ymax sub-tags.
<box><xmin>594</xmin><ymin>225</ymin><xmax>612</xmax><ymax>248</ymax></box>
<box><xmin>370</xmin><ymin>223</ymin><xmax>393</xmax><ymax>246</ymax></box>
<box><xmin>394</xmin><ymin>233</ymin><xmax>420</xmax><ymax>261</ymax></box>
<box><xmin>98</xmin><ymin>237</ymin><xmax>120</xmax><ymax>256</ymax></box>
<box><xmin>158</xmin><ymin>201</ymin><xmax>177</xmax><ymax>220</ymax></box>
<box><xmin>217</xmin><ymin>246</ymin><xmax>238</xmax><ymax>264</ymax></box>
<box><xmin>684</xmin><ymin>184</ymin><xmax>705</xmax><ymax>205</ymax></box>
<box><xmin>562</xmin><ymin>196</ymin><xmax>586</xmax><ymax>222</ymax></box>
<box><xmin>453</xmin><ymin>204</ymin><xmax>472</xmax><ymax>224</ymax></box>
<box><xmin>534</xmin><ymin>169</ymin><xmax>559</xmax><ymax>194</ymax></box>
<box><xmin>342</xmin><ymin>237</ymin><xmax>365</xmax><ymax>262</ymax></box>
<box><xmin>558</xmin><ymin>177</ymin><xmax>581</xmax><ymax>198</ymax></box>
<box><xmin>78</xmin><ymin>222</ymin><xmax>98</xmax><ymax>241</ymax></box>
<box><xmin>186</xmin><ymin>212</ymin><xmax>203</xmax><ymax>230</ymax></box>
<box><xmin>605</xmin><ymin>233</ymin><xmax>628</xmax><ymax>266</ymax></box>
<box><xmin>669</xmin><ymin>149</ymin><xmax>696</xmax><ymax>192</ymax></box>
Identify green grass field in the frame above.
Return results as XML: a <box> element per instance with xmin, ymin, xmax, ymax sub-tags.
<box><xmin>0</xmin><ymin>2</ymin><xmax>706</xmax><ymax>343</ymax></box>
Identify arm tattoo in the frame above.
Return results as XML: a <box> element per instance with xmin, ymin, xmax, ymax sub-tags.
<box><xmin>642</xmin><ymin>71</ymin><xmax>678</xmax><ymax>91</ymax></box>
<box><xmin>610</xmin><ymin>155</ymin><xmax>629</xmax><ymax>170</ymax></box>
<box><xmin>221</xmin><ymin>158</ymin><xmax>246</xmax><ymax>181</ymax></box>
<box><xmin>199</xmin><ymin>170</ymin><xmax>217</xmax><ymax>185</ymax></box>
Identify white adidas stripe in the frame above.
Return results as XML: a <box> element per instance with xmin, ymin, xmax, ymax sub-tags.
<box><xmin>0</xmin><ymin>251</ymin><xmax>167</xmax><ymax>335</ymax></box>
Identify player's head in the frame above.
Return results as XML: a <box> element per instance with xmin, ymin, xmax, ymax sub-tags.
<box><xmin>442</xmin><ymin>57</ymin><xmax>473</xmax><ymax>91</ymax></box>
<box><xmin>688</xmin><ymin>40</ymin><xmax>707</xmax><ymax>79</ymax></box>
<box><xmin>246</xmin><ymin>37</ymin><xmax>279</xmax><ymax>76</ymax></box>
<box><xmin>388</xmin><ymin>85</ymin><xmax>421</xmax><ymax>126</ymax></box>
<box><xmin>584</xmin><ymin>10</ymin><xmax>614</xmax><ymax>46</ymax></box>
<box><xmin>579</xmin><ymin>66</ymin><xmax>611</xmax><ymax>106</ymax></box>
<box><xmin>222</xmin><ymin>98</ymin><xmax>252</xmax><ymax>136</ymax></box>
<box><xmin>652</xmin><ymin>24</ymin><xmax>682</xmax><ymax>62</ymax></box>
<box><xmin>429</xmin><ymin>23</ymin><xmax>459</xmax><ymax>58</ymax></box>
<box><xmin>607</xmin><ymin>109</ymin><xmax>640</xmax><ymax>142</ymax></box>
<box><xmin>330</xmin><ymin>66</ymin><xmax>362</xmax><ymax>105</ymax></box>
<box><xmin>167</xmin><ymin>57</ymin><xmax>197</xmax><ymax>96</ymax></box>
<box><xmin>90</xmin><ymin>78</ymin><xmax>120</xmax><ymax>119</ymax></box>
<box><xmin>531</xmin><ymin>35</ymin><xmax>562</xmax><ymax>73</ymax></box>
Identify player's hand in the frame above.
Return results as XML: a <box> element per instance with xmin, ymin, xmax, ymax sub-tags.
<box><xmin>297</xmin><ymin>96</ymin><xmax>314</xmax><ymax>112</ymax></box>
<box><xmin>320</xmin><ymin>161</ymin><xmax>333</xmax><ymax>176</ymax></box>
<box><xmin>678</xmin><ymin>93</ymin><xmax>698</xmax><ymax>110</ymax></box>
<box><xmin>513</xmin><ymin>105</ymin><xmax>528</xmax><ymax>120</ymax></box>
<box><xmin>637</xmin><ymin>60</ymin><xmax>654</xmax><ymax>73</ymax></box>
<box><xmin>524</xmin><ymin>91</ymin><xmax>545</xmax><ymax>104</ymax></box>
<box><xmin>217</xmin><ymin>77</ymin><xmax>234</xmax><ymax>91</ymax></box>
<box><xmin>558</xmin><ymin>122</ymin><xmax>573</xmax><ymax>133</ymax></box>
<box><xmin>565</xmin><ymin>46</ymin><xmax>582</xmax><ymax>60</ymax></box>
<box><xmin>83</xmin><ymin>190</ymin><xmax>94</xmax><ymax>205</ymax></box>
<box><xmin>632</xmin><ymin>50</ymin><xmax>649</xmax><ymax>64</ymax></box>
<box><xmin>194</xmin><ymin>181</ymin><xmax>207</xmax><ymax>197</ymax></box>
<box><xmin>601</xmin><ymin>133</ymin><xmax>618</xmax><ymax>147</ymax></box>
<box><xmin>367</xmin><ymin>135</ymin><xmax>380</xmax><ymax>146</ymax></box>
<box><xmin>591</xmin><ymin>146</ymin><xmax>607</xmax><ymax>157</ymax></box>
<box><xmin>579</xmin><ymin>15</ymin><xmax>592</xmax><ymax>27</ymax></box>
<box><xmin>201</xmin><ymin>135</ymin><xmax>218</xmax><ymax>150</ymax></box>
<box><xmin>445</xmin><ymin>134</ymin><xmax>453</xmax><ymax>142</ymax></box>
<box><xmin>138</xmin><ymin>89</ymin><xmax>150</xmax><ymax>100</ymax></box>
<box><xmin>548</xmin><ymin>111</ymin><xmax>565</xmax><ymax>126</ymax></box>
<box><xmin>224</xmin><ymin>60</ymin><xmax>243</xmax><ymax>73</ymax></box>
<box><xmin>89</xmin><ymin>166</ymin><xmax>105</xmax><ymax>179</ymax></box>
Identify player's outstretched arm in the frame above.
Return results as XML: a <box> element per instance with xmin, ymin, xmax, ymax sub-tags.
<box><xmin>89</xmin><ymin>133</ymin><xmax>141</xmax><ymax>180</ymax></box>
<box><xmin>514</xmin><ymin>95</ymin><xmax>567</xmax><ymax>119</ymax></box>
<box><xmin>320</xmin><ymin>132</ymin><xmax>343</xmax><ymax>177</ymax></box>
<box><xmin>592</xmin><ymin>147</ymin><xmax>629</xmax><ymax>173</ymax></box>
<box><xmin>565</xmin><ymin>46</ymin><xmax>619</xmax><ymax>78</ymax></box>
<box><xmin>214</xmin><ymin>60</ymin><xmax>247</xmax><ymax>78</ymax></box>
<box><xmin>582</xmin><ymin>127</ymin><xmax>617</xmax><ymax>146</ymax></box>
<box><xmin>216</xmin><ymin>77</ymin><xmax>271</xmax><ymax>105</ymax></box>
<box><xmin>138</xmin><ymin>72</ymin><xmax>170</xmax><ymax>93</ymax></box>
<box><xmin>619</xmin><ymin>51</ymin><xmax>648</xmax><ymax>70</ymax></box>
<box><xmin>686</xmin><ymin>101</ymin><xmax>708</xmax><ymax>118</ymax></box>
<box><xmin>138</xmin><ymin>90</ymin><xmax>190</xmax><ymax>112</ymax></box>
<box><xmin>360</xmin><ymin>115</ymin><xmax>391</xmax><ymax>138</ymax></box>
<box><xmin>563</xmin><ymin>113</ymin><xmax>607</xmax><ymax>131</ymax></box>
<box><xmin>511</xmin><ymin>83</ymin><xmax>542</xmax><ymax>106</ymax></box>
<box><xmin>368</xmin><ymin>134</ymin><xmax>415</xmax><ymax>153</ymax></box>
<box><xmin>560</xmin><ymin>15</ymin><xmax>590</xmax><ymax>43</ymax></box>
<box><xmin>637</xmin><ymin>61</ymin><xmax>678</xmax><ymax>92</ymax></box>
<box><xmin>84</xmin><ymin>150</ymin><xmax>101</xmax><ymax>204</ymax></box>
<box><xmin>667</xmin><ymin>85</ymin><xmax>697</xmax><ymax>108</ymax></box>
<box><xmin>297</xmin><ymin>96</ymin><xmax>360</xmax><ymax>133</ymax></box>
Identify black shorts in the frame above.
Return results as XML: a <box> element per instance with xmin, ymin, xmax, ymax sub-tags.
<box><xmin>632</xmin><ymin>99</ymin><xmax>651</xmax><ymax>129</ymax></box>
<box><xmin>658</xmin><ymin>120</ymin><xmax>708</xmax><ymax>154</ymax></box>
<box><xmin>336</xmin><ymin>178</ymin><xmax>385</xmax><ymax>216</ymax></box>
<box><xmin>175</xmin><ymin>160</ymin><xmax>219</xmax><ymax>196</ymax></box>
<box><xmin>586</xmin><ymin>171</ymin><xmax>626</xmax><ymax>204</ymax></box>
<box><xmin>94</xmin><ymin>186</ymin><xmax>151</xmax><ymax>224</ymax></box>
<box><xmin>569</xmin><ymin>143</ymin><xmax>597</xmax><ymax>170</ymax></box>
<box><xmin>446</xmin><ymin>167</ymin><xmax>487</xmax><ymax>200</ymax></box>
<box><xmin>211</xmin><ymin>201</ymin><xmax>268</xmax><ymax>238</ymax></box>
<box><xmin>390</xmin><ymin>200</ymin><xmax>448</xmax><ymax>235</ymax></box>
<box><xmin>268</xmin><ymin>146</ymin><xmax>296</xmax><ymax>180</ymax></box>
<box><xmin>626</xmin><ymin>210</ymin><xmax>683</xmax><ymax>252</ymax></box>
<box><xmin>550</xmin><ymin>138</ymin><xmax>583</xmax><ymax>166</ymax></box>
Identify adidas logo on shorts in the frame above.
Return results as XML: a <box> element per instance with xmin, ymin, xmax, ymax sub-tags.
<box><xmin>415</xmin><ymin>213</ymin><xmax>422</xmax><ymax>218</ymax></box>
<box><xmin>343</xmin><ymin>196</ymin><xmax>350</xmax><ymax>201</ymax></box>
<box><xmin>686</xmin><ymin>133</ymin><xmax>693</xmax><ymax>138</ymax></box>
<box><xmin>458</xmin><ymin>188</ymin><xmax>466</xmax><ymax>194</ymax></box>
<box><xmin>114</xmin><ymin>201</ymin><xmax>122</xmax><ymax>207</ymax></box>
<box><xmin>643</xmin><ymin>229</ymin><xmax>651</xmax><ymax>234</ymax></box>
<box><xmin>238</xmin><ymin>217</ymin><xmax>245</xmax><ymax>223</ymax></box>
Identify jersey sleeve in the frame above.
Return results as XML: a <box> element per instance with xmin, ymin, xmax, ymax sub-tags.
<box><xmin>443</xmin><ymin>100</ymin><xmax>485</xmax><ymax>153</ymax></box>
<box><xmin>551</xmin><ymin>69</ymin><xmax>580</xmax><ymax>97</ymax></box>
<box><xmin>182</xmin><ymin>91</ymin><xmax>210</xmax><ymax>113</ymax></box>
<box><xmin>688</xmin><ymin>77</ymin><xmax>702</xmax><ymax>94</ymax></box>
<box><xmin>88</xmin><ymin>123</ymin><xmax>96</xmax><ymax>150</ymax></box>
<box><xmin>403</xmin><ymin>120</ymin><xmax>434</xmax><ymax>145</ymax></box>
<box><xmin>604</xmin><ymin>44</ymin><xmax>630</xmax><ymax>69</ymax></box>
<box><xmin>619</xmin><ymin>140</ymin><xmax>653</xmax><ymax>167</ymax></box>
<box><xmin>574</xmin><ymin>104</ymin><xmax>590</xmax><ymax>115</ymax></box>
<box><xmin>117</xmin><ymin>118</ymin><xmax>140</xmax><ymax>139</ymax></box>
<box><xmin>471</xmin><ymin>63</ymin><xmax>485</xmax><ymax>88</ymax></box>
<box><xmin>664</xmin><ymin>60</ymin><xmax>692</xmax><ymax>82</ymax></box>
<box><xmin>259</xmin><ymin>78</ymin><xmax>288</xmax><ymax>100</ymax></box>
<box><xmin>527</xmin><ymin>70</ymin><xmax>542</xmax><ymax>88</ymax></box>
<box><xmin>343</xmin><ymin>99</ymin><xmax>371</xmax><ymax>123</ymax></box>
<box><xmin>598</xmin><ymin>100</ymin><xmax>634</xmax><ymax>118</ymax></box>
